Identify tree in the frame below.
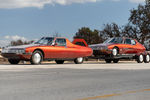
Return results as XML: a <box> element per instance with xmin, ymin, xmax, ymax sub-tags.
<box><xmin>10</xmin><ymin>40</ymin><xmax>34</xmax><ymax>46</ymax></box>
<box><xmin>129</xmin><ymin>1</ymin><xmax>150</xmax><ymax>44</ymax></box>
<box><xmin>99</xmin><ymin>23</ymin><xmax>122</xmax><ymax>41</ymax></box>
<box><xmin>122</xmin><ymin>23</ymin><xmax>140</xmax><ymax>41</ymax></box>
<box><xmin>74</xmin><ymin>27</ymin><xmax>103</xmax><ymax>44</ymax></box>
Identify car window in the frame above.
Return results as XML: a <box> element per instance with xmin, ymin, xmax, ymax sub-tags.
<box><xmin>55</xmin><ymin>39</ymin><xmax>66</xmax><ymax>46</ymax></box>
<box><xmin>125</xmin><ymin>39</ymin><xmax>131</xmax><ymax>44</ymax></box>
<box><xmin>75</xmin><ymin>42</ymin><xmax>86</xmax><ymax>47</ymax></box>
<box><xmin>35</xmin><ymin>37</ymin><xmax>54</xmax><ymax>45</ymax></box>
<box><xmin>131</xmin><ymin>40</ymin><xmax>136</xmax><ymax>45</ymax></box>
<box><xmin>104</xmin><ymin>37</ymin><xmax>123</xmax><ymax>44</ymax></box>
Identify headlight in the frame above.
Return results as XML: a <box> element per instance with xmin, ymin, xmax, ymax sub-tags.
<box><xmin>17</xmin><ymin>49</ymin><xmax>25</xmax><ymax>54</ymax></box>
<box><xmin>2</xmin><ymin>48</ymin><xmax>25</xmax><ymax>54</ymax></box>
<box><xmin>2</xmin><ymin>48</ymin><xmax>8</xmax><ymax>53</ymax></box>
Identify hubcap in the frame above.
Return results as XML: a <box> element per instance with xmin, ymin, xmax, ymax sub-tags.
<box><xmin>77</xmin><ymin>57</ymin><xmax>83</xmax><ymax>62</ymax></box>
<box><xmin>139</xmin><ymin>55</ymin><xmax>143</xmax><ymax>62</ymax></box>
<box><xmin>146</xmin><ymin>55</ymin><xmax>150</xmax><ymax>62</ymax></box>
<box><xmin>112</xmin><ymin>48</ymin><xmax>117</xmax><ymax>56</ymax></box>
<box><xmin>33</xmin><ymin>53</ymin><xmax>41</xmax><ymax>64</ymax></box>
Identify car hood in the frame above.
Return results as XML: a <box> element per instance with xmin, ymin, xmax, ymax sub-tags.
<box><xmin>89</xmin><ymin>43</ymin><xmax>113</xmax><ymax>50</ymax></box>
<box><xmin>90</xmin><ymin>43</ymin><xmax>113</xmax><ymax>47</ymax></box>
<box><xmin>6</xmin><ymin>44</ymin><xmax>40</xmax><ymax>50</ymax></box>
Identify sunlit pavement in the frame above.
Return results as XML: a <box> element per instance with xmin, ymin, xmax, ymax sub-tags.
<box><xmin>0</xmin><ymin>61</ymin><xmax>150</xmax><ymax>100</ymax></box>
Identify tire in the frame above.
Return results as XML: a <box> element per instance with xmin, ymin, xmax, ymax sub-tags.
<box><xmin>55</xmin><ymin>60</ymin><xmax>64</xmax><ymax>64</ymax></box>
<box><xmin>113</xmin><ymin>59</ymin><xmax>119</xmax><ymax>63</ymax></box>
<box><xmin>8</xmin><ymin>59</ymin><xmax>20</xmax><ymax>64</ymax></box>
<box><xmin>112</xmin><ymin>47</ymin><xmax>119</xmax><ymax>56</ymax></box>
<box><xmin>74</xmin><ymin>57</ymin><xmax>84</xmax><ymax>64</ymax></box>
<box><xmin>144</xmin><ymin>54</ymin><xmax>150</xmax><ymax>63</ymax></box>
<box><xmin>137</xmin><ymin>54</ymin><xmax>144</xmax><ymax>63</ymax></box>
<box><xmin>105</xmin><ymin>59</ymin><xmax>112</xmax><ymax>63</ymax></box>
<box><xmin>30</xmin><ymin>50</ymin><xmax>43</xmax><ymax>65</ymax></box>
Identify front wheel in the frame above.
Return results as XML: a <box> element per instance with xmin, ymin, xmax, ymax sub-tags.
<box><xmin>8</xmin><ymin>59</ymin><xmax>20</xmax><ymax>64</ymax></box>
<box><xmin>30</xmin><ymin>50</ymin><xmax>43</xmax><ymax>65</ymax></box>
<box><xmin>55</xmin><ymin>60</ymin><xmax>64</xmax><ymax>64</ymax></box>
<box><xmin>74</xmin><ymin>57</ymin><xmax>84</xmax><ymax>64</ymax></box>
<box><xmin>137</xmin><ymin>54</ymin><xmax>144</xmax><ymax>63</ymax></box>
<box><xmin>112</xmin><ymin>47</ymin><xmax>118</xmax><ymax>56</ymax></box>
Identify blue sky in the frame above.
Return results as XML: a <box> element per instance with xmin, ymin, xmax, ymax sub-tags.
<box><xmin>0</xmin><ymin>0</ymin><xmax>145</xmax><ymax>46</ymax></box>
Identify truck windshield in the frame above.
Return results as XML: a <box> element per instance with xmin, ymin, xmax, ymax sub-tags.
<box><xmin>104</xmin><ymin>37</ymin><xmax>123</xmax><ymax>44</ymax></box>
<box><xmin>34</xmin><ymin>37</ymin><xmax>54</xmax><ymax>45</ymax></box>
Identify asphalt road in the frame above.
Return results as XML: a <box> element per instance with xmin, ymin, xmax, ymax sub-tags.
<box><xmin>0</xmin><ymin>61</ymin><xmax>150</xmax><ymax>100</ymax></box>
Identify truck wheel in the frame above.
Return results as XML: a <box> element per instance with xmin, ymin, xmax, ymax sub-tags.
<box><xmin>74</xmin><ymin>57</ymin><xmax>84</xmax><ymax>64</ymax></box>
<box><xmin>30</xmin><ymin>50</ymin><xmax>43</xmax><ymax>65</ymax></box>
<box><xmin>112</xmin><ymin>47</ymin><xmax>118</xmax><ymax>56</ymax></box>
<box><xmin>137</xmin><ymin>54</ymin><xmax>144</xmax><ymax>63</ymax></box>
<box><xmin>113</xmin><ymin>59</ymin><xmax>119</xmax><ymax>63</ymax></box>
<box><xmin>8</xmin><ymin>59</ymin><xmax>20</xmax><ymax>64</ymax></box>
<box><xmin>144</xmin><ymin>54</ymin><xmax>150</xmax><ymax>63</ymax></box>
<box><xmin>55</xmin><ymin>60</ymin><xmax>64</xmax><ymax>64</ymax></box>
<box><xmin>105</xmin><ymin>59</ymin><xmax>112</xmax><ymax>63</ymax></box>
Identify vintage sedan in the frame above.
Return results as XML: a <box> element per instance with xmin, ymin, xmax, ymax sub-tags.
<box><xmin>2</xmin><ymin>37</ymin><xmax>93</xmax><ymax>64</ymax></box>
<box><xmin>90</xmin><ymin>37</ymin><xmax>150</xmax><ymax>63</ymax></box>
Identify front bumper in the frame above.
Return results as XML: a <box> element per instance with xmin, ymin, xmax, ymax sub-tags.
<box><xmin>1</xmin><ymin>53</ymin><xmax>32</xmax><ymax>60</ymax></box>
<box><xmin>93</xmin><ymin>49</ymin><xmax>112</xmax><ymax>56</ymax></box>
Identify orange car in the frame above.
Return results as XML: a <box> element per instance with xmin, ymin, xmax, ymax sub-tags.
<box><xmin>90</xmin><ymin>37</ymin><xmax>150</xmax><ymax>63</ymax></box>
<box><xmin>2</xmin><ymin>37</ymin><xmax>92</xmax><ymax>64</ymax></box>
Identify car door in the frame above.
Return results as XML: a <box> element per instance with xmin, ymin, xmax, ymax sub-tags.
<box><xmin>52</xmin><ymin>38</ymin><xmax>68</xmax><ymax>59</ymax></box>
<box><xmin>123</xmin><ymin>38</ymin><xmax>134</xmax><ymax>54</ymax></box>
<box><xmin>130</xmin><ymin>39</ymin><xmax>138</xmax><ymax>54</ymax></box>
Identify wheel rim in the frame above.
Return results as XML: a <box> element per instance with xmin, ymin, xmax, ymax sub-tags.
<box><xmin>146</xmin><ymin>55</ymin><xmax>150</xmax><ymax>62</ymax></box>
<box><xmin>33</xmin><ymin>53</ymin><xmax>41</xmax><ymax>64</ymax></box>
<box><xmin>77</xmin><ymin>57</ymin><xmax>83</xmax><ymax>62</ymax></box>
<box><xmin>112</xmin><ymin>48</ymin><xmax>117</xmax><ymax>56</ymax></box>
<box><xmin>139</xmin><ymin>55</ymin><xmax>143</xmax><ymax>62</ymax></box>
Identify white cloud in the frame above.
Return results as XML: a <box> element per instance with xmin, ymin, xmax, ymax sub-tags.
<box><xmin>0</xmin><ymin>0</ymin><xmax>100</xmax><ymax>9</ymax></box>
<box><xmin>128</xmin><ymin>0</ymin><xmax>145</xmax><ymax>3</ymax></box>
<box><xmin>0</xmin><ymin>35</ymin><xmax>28</xmax><ymax>47</ymax></box>
<box><xmin>4</xmin><ymin>35</ymin><xmax>27</xmax><ymax>41</ymax></box>
<box><xmin>0</xmin><ymin>0</ymin><xmax>146</xmax><ymax>9</ymax></box>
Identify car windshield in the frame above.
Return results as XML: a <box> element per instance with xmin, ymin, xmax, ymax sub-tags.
<box><xmin>104</xmin><ymin>37</ymin><xmax>123</xmax><ymax>44</ymax></box>
<box><xmin>34</xmin><ymin>37</ymin><xmax>54</xmax><ymax>45</ymax></box>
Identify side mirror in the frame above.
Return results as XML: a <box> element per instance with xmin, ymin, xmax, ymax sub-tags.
<box><xmin>52</xmin><ymin>42</ymin><xmax>57</xmax><ymax>46</ymax></box>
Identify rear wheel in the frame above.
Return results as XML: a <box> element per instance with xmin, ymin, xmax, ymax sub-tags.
<box><xmin>74</xmin><ymin>57</ymin><xmax>84</xmax><ymax>64</ymax></box>
<box><xmin>55</xmin><ymin>60</ymin><xmax>64</xmax><ymax>64</ymax></box>
<box><xmin>113</xmin><ymin>59</ymin><xmax>119</xmax><ymax>63</ymax></box>
<box><xmin>137</xmin><ymin>54</ymin><xmax>144</xmax><ymax>63</ymax></box>
<box><xmin>144</xmin><ymin>54</ymin><xmax>150</xmax><ymax>63</ymax></box>
<box><xmin>30</xmin><ymin>50</ymin><xmax>43</xmax><ymax>65</ymax></box>
<box><xmin>105</xmin><ymin>59</ymin><xmax>112</xmax><ymax>63</ymax></box>
<box><xmin>8</xmin><ymin>59</ymin><xmax>20</xmax><ymax>64</ymax></box>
